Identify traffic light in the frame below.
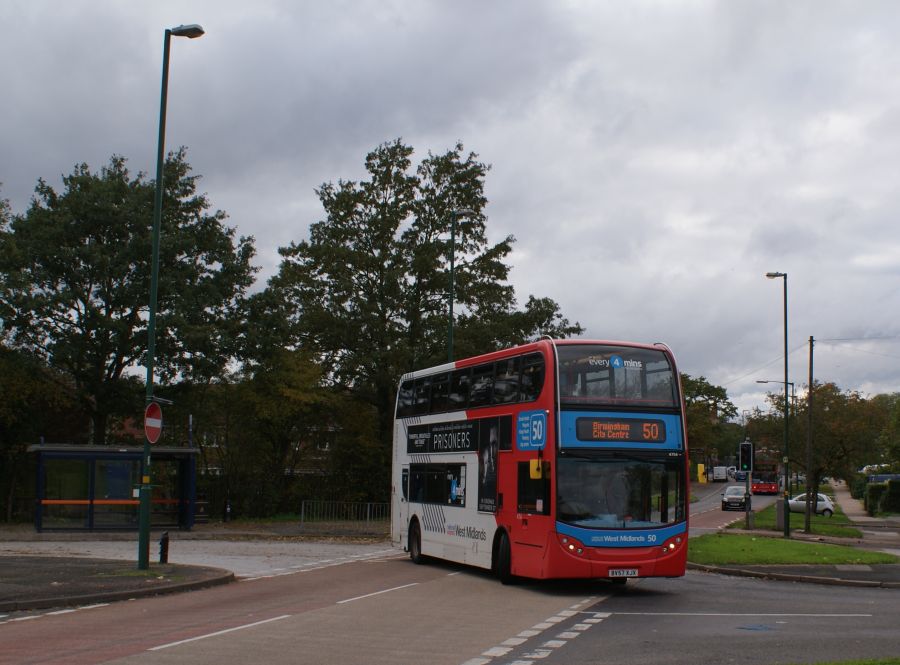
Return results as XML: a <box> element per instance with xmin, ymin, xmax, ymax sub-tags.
<box><xmin>739</xmin><ymin>441</ymin><xmax>753</xmax><ymax>472</ymax></box>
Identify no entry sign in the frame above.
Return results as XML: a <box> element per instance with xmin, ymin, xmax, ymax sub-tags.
<box><xmin>144</xmin><ymin>401</ymin><xmax>163</xmax><ymax>444</ymax></box>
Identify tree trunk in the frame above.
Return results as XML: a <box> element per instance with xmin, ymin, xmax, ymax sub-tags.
<box><xmin>92</xmin><ymin>410</ymin><xmax>108</xmax><ymax>446</ymax></box>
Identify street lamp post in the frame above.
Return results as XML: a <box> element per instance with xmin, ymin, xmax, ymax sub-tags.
<box><xmin>806</xmin><ymin>335</ymin><xmax>815</xmax><ymax>533</ymax></box>
<box><xmin>447</xmin><ymin>208</ymin><xmax>473</xmax><ymax>363</ymax></box>
<box><xmin>765</xmin><ymin>271</ymin><xmax>790</xmax><ymax>538</ymax></box>
<box><xmin>139</xmin><ymin>23</ymin><xmax>204</xmax><ymax>571</ymax></box>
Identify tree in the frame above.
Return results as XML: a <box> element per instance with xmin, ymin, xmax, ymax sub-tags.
<box><xmin>681</xmin><ymin>374</ymin><xmax>738</xmax><ymax>468</ymax></box>
<box><xmin>871</xmin><ymin>393</ymin><xmax>900</xmax><ymax>471</ymax></box>
<box><xmin>270</xmin><ymin>140</ymin><xmax>581</xmax><ymax>447</ymax></box>
<box><xmin>0</xmin><ymin>152</ymin><xmax>257</xmax><ymax>444</ymax></box>
<box><xmin>795</xmin><ymin>383</ymin><xmax>885</xmax><ymax>488</ymax></box>
<box><xmin>0</xmin><ymin>344</ymin><xmax>76</xmax><ymax>520</ymax></box>
<box><xmin>231</xmin><ymin>350</ymin><xmax>330</xmax><ymax>515</ymax></box>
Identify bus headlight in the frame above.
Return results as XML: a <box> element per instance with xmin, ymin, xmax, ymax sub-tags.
<box><xmin>558</xmin><ymin>534</ymin><xmax>586</xmax><ymax>556</ymax></box>
<box><xmin>660</xmin><ymin>536</ymin><xmax>683</xmax><ymax>555</ymax></box>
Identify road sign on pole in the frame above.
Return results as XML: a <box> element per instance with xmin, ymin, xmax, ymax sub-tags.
<box><xmin>144</xmin><ymin>401</ymin><xmax>163</xmax><ymax>444</ymax></box>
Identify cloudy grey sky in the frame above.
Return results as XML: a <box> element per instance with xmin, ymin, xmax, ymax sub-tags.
<box><xmin>2</xmin><ymin>0</ymin><xmax>899</xmax><ymax>415</ymax></box>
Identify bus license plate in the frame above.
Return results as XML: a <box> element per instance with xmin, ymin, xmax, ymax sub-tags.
<box><xmin>609</xmin><ymin>568</ymin><xmax>638</xmax><ymax>578</ymax></box>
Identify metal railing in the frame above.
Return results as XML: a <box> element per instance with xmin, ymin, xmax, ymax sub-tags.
<box><xmin>298</xmin><ymin>500</ymin><xmax>390</xmax><ymax>536</ymax></box>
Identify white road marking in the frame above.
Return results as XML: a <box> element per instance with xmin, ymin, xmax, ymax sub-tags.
<box><xmin>461</xmin><ymin>598</ymin><xmax>605</xmax><ymax>665</ymax></box>
<box><xmin>148</xmin><ymin>615</ymin><xmax>291</xmax><ymax>651</ymax></box>
<box><xmin>0</xmin><ymin>603</ymin><xmax>109</xmax><ymax>625</ymax></box>
<box><xmin>610</xmin><ymin>612</ymin><xmax>873</xmax><ymax>617</ymax></box>
<box><xmin>337</xmin><ymin>582</ymin><xmax>419</xmax><ymax>604</ymax></box>
<box><xmin>482</xmin><ymin>646</ymin><xmax>512</xmax><ymax>657</ymax></box>
<box><xmin>241</xmin><ymin>550</ymin><xmax>400</xmax><ymax>581</ymax></box>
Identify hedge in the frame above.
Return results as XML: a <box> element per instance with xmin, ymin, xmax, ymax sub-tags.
<box><xmin>881</xmin><ymin>479</ymin><xmax>900</xmax><ymax>513</ymax></box>
<box><xmin>851</xmin><ymin>474</ymin><xmax>868</xmax><ymax>500</ymax></box>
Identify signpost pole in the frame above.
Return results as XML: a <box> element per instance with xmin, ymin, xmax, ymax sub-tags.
<box><xmin>740</xmin><ymin>439</ymin><xmax>753</xmax><ymax>529</ymax></box>
<box><xmin>139</xmin><ymin>401</ymin><xmax>163</xmax><ymax>569</ymax></box>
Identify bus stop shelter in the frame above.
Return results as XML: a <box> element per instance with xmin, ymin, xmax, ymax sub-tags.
<box><xmin>28</xmin><ymin>444</ymin><xmax>200</xmax><ymax>532</ymax></box>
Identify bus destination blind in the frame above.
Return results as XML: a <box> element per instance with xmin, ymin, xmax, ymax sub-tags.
<box><xmin>575</xmin><ymin>417</ymin><xmax>666</xmax><ymax>443</ymax></box>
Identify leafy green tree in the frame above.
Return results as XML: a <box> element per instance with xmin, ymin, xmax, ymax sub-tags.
<box><xmin>0</xmin><ymin>345</ymin><xmax>76</xmax><ymax>520</ymax></box>
<box><xmin>794</xmin><ymin>383</ymin><xmax>887</xmax><ymax>487</ymax></box>
<box><xmin>230</xmin><ymin>350</ymin><xmax>330</xmax><ymax>514</ymax></box>
<box><xmin>871</xmin><ymin>393</ymin><xmax>900</xmax><ymax>471</ymax></box>
<box><xmin>270</xmin><ymin>140</ymin><xmax>581</xmax><ymax>447</ymax></box>
<box><xmin>681</xmin><ymin>374</ymin><xmax>738</xmax><ymax>468</ymax></box>
<box><xmin>0</xmin><ymin>152</ymin><xmax>257</xmax><ymax>444</ymax></box>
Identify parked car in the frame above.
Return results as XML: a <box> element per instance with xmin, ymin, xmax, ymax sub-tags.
<box><xmin>788</xmin><ymin>493</ymin><xmax>835</xmax><ymax>517</ymax></box>
<box><xmin>721</xmin><ymin>485</ymin><xmax>750</xmax><ymax>511</ymax></box>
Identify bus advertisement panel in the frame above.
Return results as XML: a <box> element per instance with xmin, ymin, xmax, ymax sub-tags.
<box><xmin>391</xmin><ymin>339</ymin><xmax>689</xmax><ymax>583</ymax></box>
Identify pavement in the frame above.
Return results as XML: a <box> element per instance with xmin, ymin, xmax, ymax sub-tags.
<box><xmin>0</xmin><ymin>555</ymin><xmax>234</xmax><ymax>612</ymax></box>
<box><xmin>1</xmin><ymin>483</ymin><xmax>898</xmax><ymax>613</ymax></box>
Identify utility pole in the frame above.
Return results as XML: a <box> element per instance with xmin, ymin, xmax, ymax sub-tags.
<box><xmin>805</xmin><ymin>336</ymin><xmax>814</xmax><ymax>533</ymax></box>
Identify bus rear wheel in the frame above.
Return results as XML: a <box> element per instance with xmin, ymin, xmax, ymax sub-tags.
<box><xmin>409</xmin><ymin>520</ymin><xmax>425</xmax><ymax>564</ymax></box>
<box><xmin>496</xmin><ymin>532</ymin><xmax>514</xmax><ymax>585</ymax></box>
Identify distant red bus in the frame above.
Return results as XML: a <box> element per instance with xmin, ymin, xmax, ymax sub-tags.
<box><xmin>751</xmin><ymin>463</ymin><xmax>779</xmax><ymax>495</ymax></box>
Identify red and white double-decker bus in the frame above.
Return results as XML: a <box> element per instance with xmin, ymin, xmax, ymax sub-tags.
<box><xmin>390</xmin><ymin>339</ymin><xmax>689</xmax><ymax>583</ymax></box>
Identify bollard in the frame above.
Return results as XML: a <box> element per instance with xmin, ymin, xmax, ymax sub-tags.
<box><xmin>159</xmin><ymin>530</ymin><xmax>169</xmax><ymax>564</ymax></box>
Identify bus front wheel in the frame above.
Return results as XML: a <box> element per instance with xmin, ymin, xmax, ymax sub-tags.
<box><xmin>496</xmin><ymin>532</ymin><xmax>514</xmax><ymax>585</ymax></box>
<box><xmin>409</xmin><ymin>520</ymin><xmax>425</xmax><ymax>564</ymax></box>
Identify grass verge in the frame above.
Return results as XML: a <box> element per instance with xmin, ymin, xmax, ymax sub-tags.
<box><xmin>728</xmin><ymin>501</ymin><xmax>862</xmax><ymax>538</ymax></box>
<box><xmin>688</xmin><ymin>533</ymin><xmax>898</xmax><ymax>566</ymax></box>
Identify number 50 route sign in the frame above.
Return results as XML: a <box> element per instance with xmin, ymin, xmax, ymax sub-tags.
<box><xmin>144</xmin><ymin>401</ymin><xmax>163</xmax><ymax>444</ymax></box>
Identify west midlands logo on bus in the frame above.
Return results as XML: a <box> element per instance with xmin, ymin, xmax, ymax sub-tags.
<box><xmin>446</xmin><ymin>524</ymin><xmax>487</xmax><ymax>541</ymax></box>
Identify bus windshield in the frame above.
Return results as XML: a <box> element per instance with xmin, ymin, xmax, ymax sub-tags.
<box><xmin>557</xmin><ymin>344</ymin><xmax>677</xmax><ymax>408</ymax></box>
<box><xmin>557</xmin><ymin>453</ymin><xmax>685</xmax><ymax>530</ymax></box>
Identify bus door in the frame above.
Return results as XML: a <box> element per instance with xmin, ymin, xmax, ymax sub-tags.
<box><xmin>396</xmin><ymin>465</ymin><xmax>410</xmax><ymax>547</ymax></box>
<box><xmin>510</xmin><ymin>458</ymin><xmax>553</xmax><ymax>575</ymax></box>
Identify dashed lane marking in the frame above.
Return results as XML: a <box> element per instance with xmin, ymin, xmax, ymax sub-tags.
<box><xmin>240</xmin><ymin>549</ymin><xmax>400</xmax><ymax>581</ymax></box>
<box><xmin>459</xmin><ymin>596</ymin><xmax>604</xmax><ymax>665</ymax></box>
<box><xmin>148</xmin><ymin>614</ymin><xmax>291</xmax><ymax>651</ymax></box>
<box><xmin>336</xmin><ymin>583</ymin><xmax>419</xmax><ymax>604</ymax></box>
<box><xmin>0</xmin><ymin>603</ymin><xmax>109</xmax><ymax>626</ymax></box>
<box><xmin>611</xmin><ymin>612</ymin><xmax>872</xmax><ymax>617</ymax></box>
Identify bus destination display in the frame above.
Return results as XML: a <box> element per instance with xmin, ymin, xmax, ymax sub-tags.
<box><xmin>575</xmin><ymin>417</ymin><xmax>666</xmax><ymax>443</ymax></box>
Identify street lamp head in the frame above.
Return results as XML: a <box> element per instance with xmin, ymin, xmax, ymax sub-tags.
<box><xmin>765</xmin><ymin>271</ymin><xmax>786</xmax><ymax>279</ymax></box>
<box><xmin>757</xmin><ymin>379</ymin><xmax>794</xmax><ymax>387</ymax></box>
<box><xmin>170</xmin><ymin>24</ymin><xmax>205</xmax><ymax>38</ymax></box>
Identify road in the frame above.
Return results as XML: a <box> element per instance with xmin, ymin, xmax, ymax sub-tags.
<box><xmin>2</xmin><ymin>485</ymin><xmax>893</xmax><ymax>665</ymax></box>
<box><xmin>3</xmin><ymin>559</ymin><xmax>896</xmax><ymax>665</ymax></box>
<box><xmin>689</xmin><ymin>480</ymin><xmax>778</xmax><ymax>534</ymax></box>
<box><xmin>3</xmin><ymin>546</ymin><xmax>897</xmax><ymax>665</ymax></box>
